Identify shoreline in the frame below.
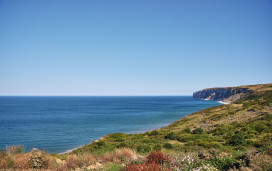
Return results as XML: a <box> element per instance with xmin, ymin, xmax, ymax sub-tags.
<box><xmin>58</xmin><ymin>99</ymin><xmax>227</xmax><ymax>155</ymax></box>
<box><xmin>218</xmin><ymin>101</ymin><xmax>230</xmax><ymax>104</ymax></box>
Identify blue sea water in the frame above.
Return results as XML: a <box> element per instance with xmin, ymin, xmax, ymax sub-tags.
<box><xmin>0</xmin><ymin>96</ymin><xmax>220</xmax><ymax>153</ymax></box>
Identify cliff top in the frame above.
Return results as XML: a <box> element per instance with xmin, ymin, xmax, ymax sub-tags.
<box><xmin>198</xmin><ymin>83</ymin><xmax>272</xmax><ymax>92</ymax></box>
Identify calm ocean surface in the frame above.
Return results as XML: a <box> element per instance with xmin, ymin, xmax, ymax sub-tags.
<box><xmin>0</xmin><ymin>96</ymin><xmax>220</xmax><ymax>153</ymax></box>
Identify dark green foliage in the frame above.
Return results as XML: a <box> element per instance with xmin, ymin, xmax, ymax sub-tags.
<box><xmin>132</xmin><ymin>134</ymin><xmax>144</xmax><ymax>140</ymax></box>
<box><xmin>177</xmin><ymin>134</ymin><xmax>203</xmax><ymax>142</ymax></box>
<box><xmin>211</xmin><ymin>127</ymin><xmax>227</xmax><ymax>136</ymax></box>
<box><xmin>183</xmin><ymin>128</ymin><xmax>191</xmax><ymax>133</ymax></box>
<box><xmin>137</xmin><ymin>145</ymin><xmax>151</xmax><ymax>153</ymax></box>
<box><xmin>149</xmin><ymin>130</ymin><xmax>159</xmax><ymax>136</ymax></box>
<box><xmin>253</xmin><ymin>123</ymin><xmax>266</xmax><ymax>133</ymax></box>
<box><xmin>163</xmin><ymin>143</ymin><xmax>173</xmax><ymax>149</ymax></box>
<box><xmin>227</xmin><ymin>133</ymin><xmax>246</xmax><ymax>146</ymax></box>
<box><xmin>165</xmin><ymin>132</ymin><xmax>176</xmax><ymax>140</ymax></box>
<box><xmin>153</xmin><ymin>144</ymin><xmax>162</xmax><ymax>151</ymax></box>
<box><xmin>205</xmin><ymin>156</ymin><xmax>240</xmax><ymax>170</ymax></box>
<box><xmin>192</xmin><ymin>128</ymin><xmax>203</xmax><ymax>134</ymax></box>
<box><xmin>117</xmin><ymin>142</ymin><xmax>127</xmax><ymax>148</ymax></box>
<box><xmin>93</xmin><ymin>141</ymin><xmax>105</xmax><ymax>148</ymax></box>
<box><xmin>143</xmin><ymin>132</ymin><xmax>150</xmax><ymax>136</ymax></box>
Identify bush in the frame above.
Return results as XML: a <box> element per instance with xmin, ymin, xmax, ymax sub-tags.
<box><xmin>28</xmin><ymin>148</ymin><xmax>47</xmax><ymax>169</ymax></box>
<box><xmin>183</xmin><ymin>128</ymin><xmax>191</xmax><ymax>133</ymax></box>
<box><xmin>163</xmin><ymin>143</ymin><xmax>173</xmax><ymax>149</ymax></box>
<box><xmin>212</xmin><ymin>128</ymin><xmax>227</xmax><ymax>135</ymax></box>
<box><xmin>137</xmin><ymin>145</ymin><xmax>151</xmax><ymax>153</ymax></box>
<box><xmin>126</xmin><ymin>151</ymin><xmax>171</xmax><ymax>171</ymax></box>
<box><xmin>192</xmin><ymin>128</ymin><xmax>203</xmax><ymax>134</ymax></box>
<box><xmin>165</xmin><ymin>132</ymin><xmax>176</xmax><ymax>140</ymax></box>
<box><xmin>153</xmin><ymin>144</ymin><xmax>162</xmax><ymax>151</ymax></box>
<box><xmin>143</xmin><ymin>132</ymin><xmax>150</xmax><ymax>136</ymax></box>
<box><xmin>146</xmin><ymin>151</ymin><xmax>171</xmax><ymax>166</ymax></box>
<box><xmin>117</xmin><ymin>142</ymin><xmax>127</xmax><ymax>148</ymax></box>
<box><xmin>110</xmin><ymin>133</ymin><xmax>126</xmax><ymax>142</ymax></box>
<box><xmin>227</xmin><ymin>133</ymin><xmax>246</xmax><ymax>146</ymax></box>
<box><xmin>149</xmin><ymin>130</ymin><xmax>159</xmax><ymax>136</ymax></box>
<box><xmin>92</xmin><ymin>141</ymin><xmax>106</xmax><ymax>149</ymax></box>
<box><xmin>205</xmin><ymin>156</ymin><xmax>240</xmax><ymax>170</ymax></box>
<box><xmin>65</xmin><ymin>154</ymin><xmax>80</xmax><ymax>169</ymax></box>
<box><xmin>177</xmin><ymin>134</ymin><xmax>200</xmax><ymax>142</ymax></box>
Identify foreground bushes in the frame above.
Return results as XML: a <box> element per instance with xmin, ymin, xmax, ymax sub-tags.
<box><xmin>1</xmin><ymin>146</ymin><xmax>272</xmax><ymax>170</ymax></box>
<box><xmin>126</xmin><ymin>151</ymin><xmax>171</xmax><ymax>171</ymax></box>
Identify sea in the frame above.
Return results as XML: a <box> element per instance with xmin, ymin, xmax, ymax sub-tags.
<box><xmin>0</xmin><ymin>96</ymin><xmax>220</xmax><ymax>154</ymax></box>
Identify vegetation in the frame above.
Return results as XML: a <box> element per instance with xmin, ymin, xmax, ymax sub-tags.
<box><xmin>1</xmin><ymin>83</ymin><xmax>272</xmax><ymax>170</ymax></box>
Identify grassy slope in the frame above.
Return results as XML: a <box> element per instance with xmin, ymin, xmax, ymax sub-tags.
<box><xmin>69</xmin><ymin>83</ymin><xmax>272</xmax><ymax>158</ymax></box>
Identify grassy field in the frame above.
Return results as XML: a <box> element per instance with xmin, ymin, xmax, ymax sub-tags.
<box><xmin>1</xmin><ymin>83</ymin><xmax>272</xmax><ymax>170</ymax></box>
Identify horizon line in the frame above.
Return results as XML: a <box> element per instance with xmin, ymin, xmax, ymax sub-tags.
<box><xmin>0</xmin><ymin>95</ymin><xmax>192</xmax><ymax>97</ymax></box>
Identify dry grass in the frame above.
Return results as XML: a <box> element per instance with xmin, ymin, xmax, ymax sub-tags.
<box><xmin>0</xmin><ymin>157</ymin><xmax>8</xmax><ymax>169</ymax></box>
<box><xmin>11</xmin><ymin>153</ymin><xmax>30</xmax><ymax>169</ymax></box>
<box><xmin>65</xmin><ymin>154</ymin><xmax>79</xmax><ymax>169</ymax></box>
<box><xmin>102</xmin><ymin>148</ymin><xmax>138</xmax><ymax>164</ymax></box>
<box><xmin>249</xmin><ymin>153</ymin><xmax>272</xmax><ymax>170</ymax></box>
<box><xmin>5</xmin><ymin>145</ymin><xmax>24</xmax><ymax>155</ymax></box>
<box><xmin>78</xmin><ymin>153</ymin><xmax>96</xmax><ymax>166</ymax></box>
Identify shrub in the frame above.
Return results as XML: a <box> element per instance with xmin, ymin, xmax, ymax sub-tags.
<box><xmin>143</xmin><ymin>132</ymin><xmax>150</xmax><ymax>136</ymax></box>
<box><xmin>149</xmin><ymin>130</ymin><xmax>159</xmax><ymax>136</ymax></box>
<box><xmin>212</xmin><ymin>128</ymin><xmax>227</xmax><ymax>135</ymax></box>
<box><xmin>28</xmin><ymin>148</ymin><xmax>48</xmax><ymax>169</ymax></box>
<box><xmin>227</xmin><ymin>133</ymin><xmax>246</xmax><ymax>146</ymax></box>
<box><xmin>183</xmin><ymin>128</ymin><xmax>191</xmax><ymax>133</ymax></box>
<box><xmin>91</xmin><ymin>141</ymin><xmax>106</xmax><ymax>149</ymax></box>
<box><xmin>205</xmin><ymin>156</ymin><xmax>240</xmax><ymax>170</ymax></box>
<box><xmin>153</xmin><ymin>144</ymin><xmax>162</xmax><ymax>151</ymax></box>
<box><xmin>65</xmin><ymin>154</ymin><xmax>79</xmax><ymax>169</ymax></box>
<box><xmin>146</xmin><ymin>151</ymin><xmax>171</xmax><ymax>166</ymax></box>
<box><xmin>165</xmin><ymin>132</ymin><xmax>176</xmax><ymax>140</ymax></box>
<box><xmin>253</xmin><ymin>123</ymin><xmax>266</xmax><ymax>133</ymax></box>
<box><xmin>192</xmin><ymin>128</ymin><xmax>203</xmax><ymax>134</ymax></box>
<box><xmin>132</xmin><ymin>134</ymin><xmax>144</xmax><ymax>140</ymax></box>
<box><xmin>137</xmin><ymin>145</ymin><xmax>151</xmax><ymax>153</ymax></box>
<box><xmin>117</xmin><ymin>142</ymin><xmax>127</xmax><ymax>148</ymax></box>
<box><xmin>177</xmin><ymin>134</ymin><xmax>200</xmax><ymax>142</ymax></box>
<box><xmin>163</xmin><ymin>143</ymin><xmax>173</xmax><ymax>149</ymax></box>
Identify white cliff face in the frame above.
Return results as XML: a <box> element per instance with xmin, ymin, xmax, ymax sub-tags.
<box><xmin>193</xmin><ymin>88</ymin><xmax>251</xmax><ymax>103</ymax></box>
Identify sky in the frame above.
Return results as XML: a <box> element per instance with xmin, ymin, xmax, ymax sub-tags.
<box><xmin>0</xmin><ymin>0</ymin><xmax>271</xmax><ymax>96</ymax></box>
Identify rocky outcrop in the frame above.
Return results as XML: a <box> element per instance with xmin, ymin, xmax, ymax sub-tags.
<box><xmin>193</xmin><ymin>88</ymin><xmax>252</xmax><ymax>103</ymax></box>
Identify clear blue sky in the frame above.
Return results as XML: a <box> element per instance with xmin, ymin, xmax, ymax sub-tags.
<box><xmin>0</xmin><ymin>0</ymin><xmax>271</xmax><ymax>95</ymax></box>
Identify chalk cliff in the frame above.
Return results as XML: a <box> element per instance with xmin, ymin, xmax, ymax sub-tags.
<box><xmin>193</xmin><ymin>88</ymin><xmax>251</xmax><ymax>103</ymax></box>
